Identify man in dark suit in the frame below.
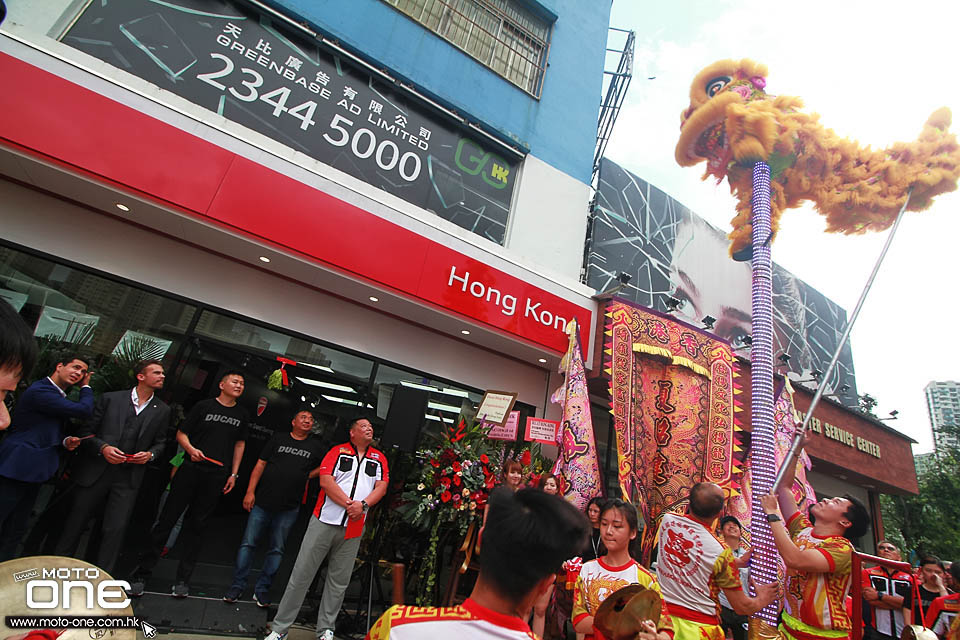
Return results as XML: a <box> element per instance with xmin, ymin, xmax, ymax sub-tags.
<box><xmin>0</xmin><ymin>353</ymin><xmax>91</xmax><ymax>561</ymax></box>
<box><xmin>55</xmin><ymin>359</ymin><xmax>170</xmax><ymax>573</ymax></box>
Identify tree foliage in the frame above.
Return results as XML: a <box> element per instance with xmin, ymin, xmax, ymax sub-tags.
<box><xmin>881</xmin><ymin>429</ymin><xmax>960</xmax><ymax>561</ymax></box>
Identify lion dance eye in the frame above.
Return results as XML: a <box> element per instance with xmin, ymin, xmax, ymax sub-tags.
<box><xmin>706</xmin><ymin>76</ymin><xmax>732</xmax><ymax>97</ymax></box>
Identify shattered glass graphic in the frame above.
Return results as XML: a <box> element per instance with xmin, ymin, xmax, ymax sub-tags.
<box><xmin>588</xmin><ymin>158</ymin><xmax>858</xmax><ymax>403</ymax></box>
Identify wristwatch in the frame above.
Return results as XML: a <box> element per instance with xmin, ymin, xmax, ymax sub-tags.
<box><xmin>765</xmin><ymin>513</ymin><xmax>782</xmax><ymax>523</ymax></box>
<box><xmin>361</xmin><ymin>500</ymin><xmax>369</xmax><ymax>513</ymax></box>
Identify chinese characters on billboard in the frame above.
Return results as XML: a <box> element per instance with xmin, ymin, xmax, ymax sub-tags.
<box><xmin>62</xmin><ymin>0</ymin><xmax>518</xmax><ymax>244</ymax></box>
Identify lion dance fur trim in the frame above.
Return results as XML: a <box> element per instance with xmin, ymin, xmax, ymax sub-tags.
<box><xmin>676</xmin><ymin>59</ymin><xmax>960</xmax><ymax>257</ymax></box>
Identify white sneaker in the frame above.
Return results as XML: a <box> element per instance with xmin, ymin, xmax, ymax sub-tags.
<box><xmin>263</xmin><ymin>632</ymin><xmax>287</xmax><ymax>640</ymax></box>
<box><xmin>319</xmin><ymin>630</ymin><xmax>335</xmax><ymax>640</ymax></box>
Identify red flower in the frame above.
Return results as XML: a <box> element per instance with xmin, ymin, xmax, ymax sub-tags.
<box><xmin>520</xmin><ymin>450</ymin><xmax>531</xmax><ymax>466</ymax></box>
<box><xmin>486</xmin><ymin>478</ymin><xmax>496</xmax><ymax>488</ymax></box>
<box><xmin>453</xmin><ymin>475</ymin><xmax>461</xmax><ymax>487</ymax></box>
<box><xmin>480</xmin><ymin>454</ymin><xmax>489</xmax><ymax>464</ymax></box>
<box><xmin>441</xmin><ymin>490</ymin><xmax>452</xmax><ymax>502</ymax></box>
<box><xmin>452</xmin><ymin>493</ymin><xmax>461</xmax><ymax>502</ymax></box>
<box><xmin>452</xmin><ymin>461</ymin><xmax>462</xmax><ymax>472</ymax></box>
<box><xmin>440</xmin><ymin>477</ymin><xmax>451</xmax><ymax>488</ymax></box>
<box><xmin>430</xmin><ymin>459</ymin><xmax>440</xmax><ymax>468</ymax></box>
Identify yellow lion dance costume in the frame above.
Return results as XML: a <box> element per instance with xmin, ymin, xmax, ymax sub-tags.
<box><xmin>675</xmin><ymin>59</ymin><xmax>960</xmax><ymax>257</ymax></box>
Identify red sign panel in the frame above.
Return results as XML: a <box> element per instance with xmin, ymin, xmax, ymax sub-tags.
<box><xmin>525</xmin><ymin>417</ymin><xmax>560</xmax><ymax>446</ymax></box>
<box><xmin>0</xmin><ymin>53</ymin><xmax>593</xmax><ymax>353</ymax></box>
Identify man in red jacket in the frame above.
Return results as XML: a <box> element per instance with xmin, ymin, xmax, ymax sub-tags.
<box><xmin>862</xmin><ymin>541</ymin><xmax>913</xmax><ymax>640</ymax></box>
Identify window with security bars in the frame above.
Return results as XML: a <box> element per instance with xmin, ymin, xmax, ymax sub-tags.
<box><xmin>383</xmin><ymin>0</ymin><xmax>551</xmax><ymax>97</ymax></box>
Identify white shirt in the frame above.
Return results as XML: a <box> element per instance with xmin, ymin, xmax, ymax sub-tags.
<box><xmin>131</xmin><ymin>387</ymin><xmax>154</xmax><ymax>415</ymax></box>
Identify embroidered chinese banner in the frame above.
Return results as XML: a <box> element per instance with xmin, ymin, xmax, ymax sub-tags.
<box><xmin>604</xmin><ymin>299</ymin><xmax>742</xmax><ymax>561</ymax></box>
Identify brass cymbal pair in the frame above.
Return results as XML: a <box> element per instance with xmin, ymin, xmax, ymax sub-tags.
<box><xmin>594</xmin><ymin>584</ymin><xmax>663</xmax><ymax>640</ymax></box>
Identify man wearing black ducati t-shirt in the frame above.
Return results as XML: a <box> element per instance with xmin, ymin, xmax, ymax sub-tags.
<box><xmin>129</xmin><ymin>370</ymin><xmax>249</xmax><ymax>598</ymax></box>
<box><xmin>222</xmin><ymin>409</ymin><xmax>324</xmax><ymax>607</ymax></box>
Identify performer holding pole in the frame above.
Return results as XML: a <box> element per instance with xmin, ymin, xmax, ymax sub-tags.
<box><xmin>675</xmin><ymin>58</ymin><xmax>960</xmax><ymax>639</ymax></box>
<box><xmin>761</xmin><ymin>435</ymin><xmax>870</xmax><ymax>640</ymax></box>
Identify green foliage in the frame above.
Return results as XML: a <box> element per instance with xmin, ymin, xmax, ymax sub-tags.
<box><xmin>881</xmin><ymin>436</ymin><xmax>960</xmax><ymax>560</ymax></box>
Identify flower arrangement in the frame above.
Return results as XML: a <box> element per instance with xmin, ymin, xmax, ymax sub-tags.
<box><xmin>397</xmin><ymin>414</ymin><xmax>557</xmax><ymax>604</ymax></box>
<box><xmin>399</xmin><ymin>415</ymin><xmax>497</xmax><ymax>604</ymax></box>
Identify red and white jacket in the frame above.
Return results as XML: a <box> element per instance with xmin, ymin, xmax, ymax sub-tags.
<box><xmin>863</xmin><ymin>566</ymin><xmax>914</xmax><ymax>638</ymax></box>
<box><xmin>313</xmin><ymin>441</ymin><xmax>388</xmax><ymax>526</ymax></box>
<box><xmin>926</xmin><ymin>594</ymin><xmax>960</xmax><ymax>639</ymax></box>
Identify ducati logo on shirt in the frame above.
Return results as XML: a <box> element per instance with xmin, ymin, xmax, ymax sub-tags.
<box><xmin>257</xmin><ymin>396</ymin><xmax>268</xmax><ymax>417</ymax></box>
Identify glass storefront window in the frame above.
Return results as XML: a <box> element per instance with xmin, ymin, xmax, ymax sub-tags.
<box><xmin>0</xmin><ymin>246</ymin><xmax>198</xmax><ymax>382</ymax></box>
<box><xmin>193</xmin><ymin>309</ymin><xmax>374</xmax><ymax>382</ymax></box>
<box><xmin>0</xmin><ymin>243</ymin><xmax>536</xmax><ymax>447</ymax></box>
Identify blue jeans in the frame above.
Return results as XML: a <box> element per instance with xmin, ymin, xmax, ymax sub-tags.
<box><xmin>230</xmin><ymin>505</ymin><xmax>298</xmax><ymax>595</ymax></box>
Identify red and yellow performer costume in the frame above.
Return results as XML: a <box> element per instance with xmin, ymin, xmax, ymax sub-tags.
<box><xmin>366</xmin><ymin>598</ymin><xmax>537</xmax><ymax>640</ymax></box>
<box><xmin>779</xmin><ymin>512</ymin><xmax>853</xmax><ymax>640</ymax></box>
<box><xmin>656</xmin><ymin>513</ymin><xmax>744</xmax><ymax>640</ymax></box>
<box><xmin>572</xmin><ymin>557</ymin><xmax>672</xmax><ymax>640</ymax></box>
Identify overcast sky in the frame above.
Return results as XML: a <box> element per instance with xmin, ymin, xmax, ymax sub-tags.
<box><xmin>603</xmin><ymin>0</ymin><xmax>960</xmax><ymax>454</ymax></box>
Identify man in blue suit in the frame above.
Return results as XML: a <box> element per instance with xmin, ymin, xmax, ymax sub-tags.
<box><xmin>0</xmin><ymin>354</ymin><xmax>93</xmax><ymax>560</ymax></box>
<box><xmin>55</xmin><ymin>359</ymin><xmax>170</xmax><ymax>573</ymax></box>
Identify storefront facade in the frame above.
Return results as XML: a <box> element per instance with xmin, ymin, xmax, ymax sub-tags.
<box><xmin>0</xmin><ymin>2</ymin><xmax>612</xmax><ymax>601</ymax></box>
<box><xmin>0</xmin><ymin>0</ymin><xmax>606</xmax><ymax>435</ymax></box>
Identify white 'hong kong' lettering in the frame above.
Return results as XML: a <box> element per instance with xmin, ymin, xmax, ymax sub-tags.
<box><xmin>447</xmin><ymin>266</ymin><xmax>571</xmax><ymax>329</ymax></box>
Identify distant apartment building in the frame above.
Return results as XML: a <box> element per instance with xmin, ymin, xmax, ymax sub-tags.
<box><xmin>925</xmin><ymin>381</ymin><xmax>960</xmax><ymax>451</ymax></box>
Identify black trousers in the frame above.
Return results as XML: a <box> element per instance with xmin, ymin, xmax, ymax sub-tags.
<box><xmin>136</xmin><ymin>462</ymin><xmax>226</xmax><ymax>583</ymax></box>
<box><xmin>721</xmin><ymin>605</ymin><xmax>748</xmax><ymax>640</ymax></box>
<box><xmin>55</xmin><ymin>466</ymin><xmax>139</xmax><ymax>575</ymax></box>
<box><xmin>0</xmin><ymin>476</ymin><xmax>41</xmax><ymax>561</ymax></box>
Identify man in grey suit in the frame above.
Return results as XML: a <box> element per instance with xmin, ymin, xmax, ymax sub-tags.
<box><xmin>56</xmin><ymin>359</ymin><xmax>170</xmax><ymax>573</ymax></box>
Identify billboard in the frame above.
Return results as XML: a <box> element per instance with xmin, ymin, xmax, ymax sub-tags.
<box><xmin>61</xmin><ymin>0</ymin><xmax>519</xmax><ymax>244</ymax></box>
<box><xmin>587</xmin><ymin>158</ymin><xmax>858</xmax><ymax>401</ymax></box>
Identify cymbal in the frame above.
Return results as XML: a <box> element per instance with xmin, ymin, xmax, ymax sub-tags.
<box><xmin>0</xmin><ymin>556</ymin><xmax>136</xmax><ymax>640</ymax></box>
<box><xmin>594</xmin><ymin>583</ymin><xmax>663</xmax><ymax>640</ymax></box>
<box><xmin>901</xmin><ymin>626</ymin><xmax>939</xmax><ymax>640</ymax></box>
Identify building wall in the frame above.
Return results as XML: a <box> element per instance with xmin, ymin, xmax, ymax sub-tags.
<box><xmin>2</xmin><ymin>0</ymin><xmax>605</xmax><ymax>282</ymax></box>
<box><xmin>271</xmin><ymin>0</ymin><xmax>610</xmax><ymax>184</ymax></box>
<box><xmin>793</xmin><ymin>388</ymin><xmax>918</xmax><ymax>495</ymax></box>
<box><xmin>0</xmin><ymin>178</ymin><xmax>561</xmax><ymax>410</ymax></box>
